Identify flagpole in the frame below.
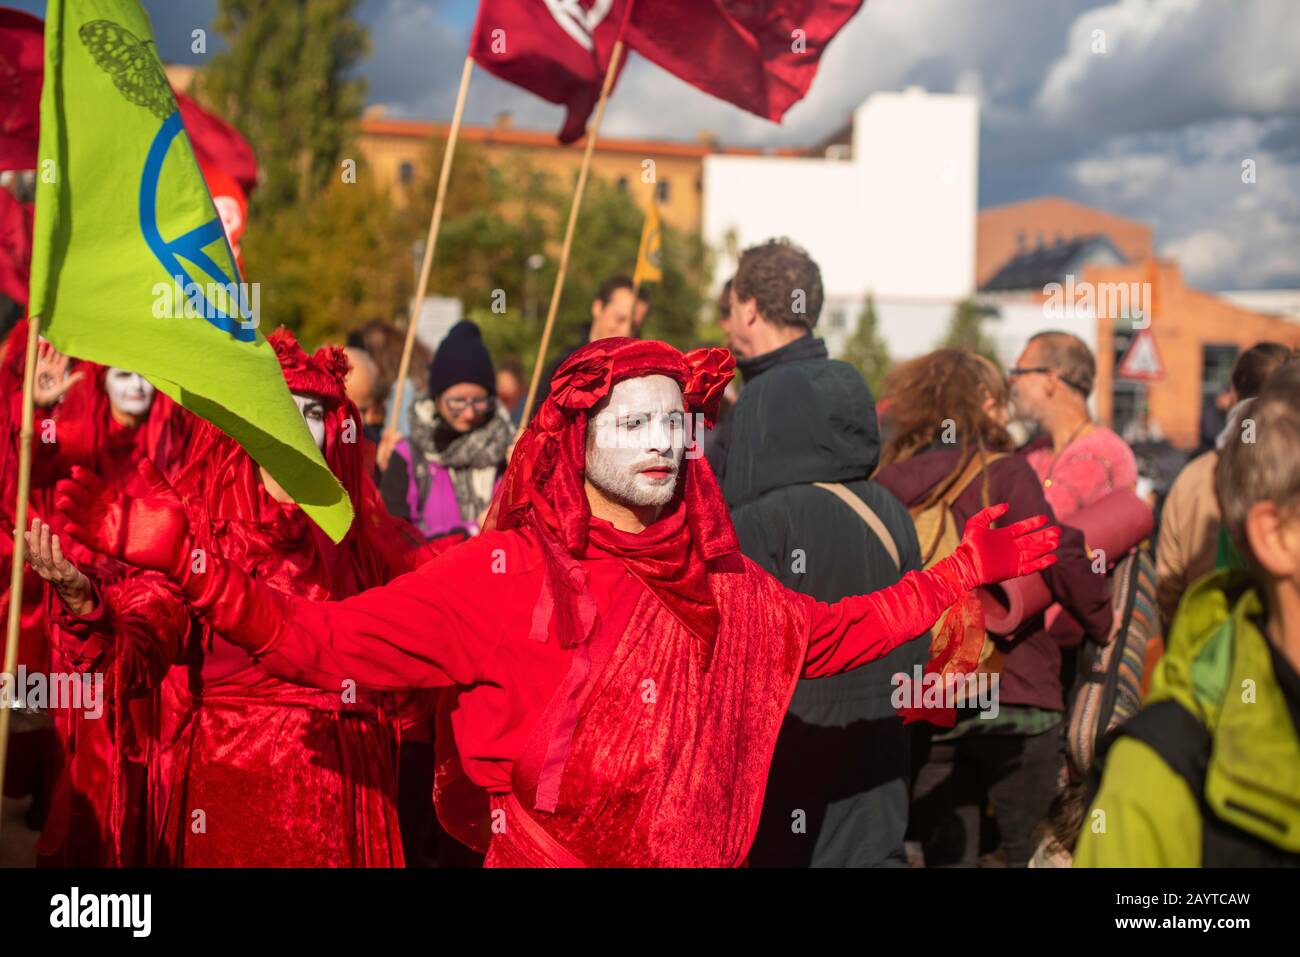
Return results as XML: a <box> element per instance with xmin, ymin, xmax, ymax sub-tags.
<box><xmin>517</xmin><ymin>38</ymin><xmax>629</xmax><ymax>432</ymax></box>
<box><xmin>0</xmin><ymin>315</ymin><xmax>43</xmax><ymax>837</ymax></box>
<box><xmin>387</xmin><ymin>54</ymin><xmax>476</xmax><ymax>437</ymax></box>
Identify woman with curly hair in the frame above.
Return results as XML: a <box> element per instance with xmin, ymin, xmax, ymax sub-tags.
<box><xmin>875</xmin><ymin>349</ymin><xmax>1112</xmax><ymax>868</ymax></box>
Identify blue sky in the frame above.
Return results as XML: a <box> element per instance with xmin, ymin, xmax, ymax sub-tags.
<box><xmin>11</xmin><ymin>1</ymin><xmax>1300</xmax><ymax>290</ymax></box>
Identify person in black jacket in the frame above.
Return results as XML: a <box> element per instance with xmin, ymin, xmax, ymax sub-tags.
<box><xmin>722</xmin><ymin>238</ymin><xmax>928</xmax><ymax>867</ymax></box>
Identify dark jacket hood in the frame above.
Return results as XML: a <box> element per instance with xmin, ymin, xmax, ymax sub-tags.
<box><xmin>722</xmin><ymin>353</ymin><xmax>879</xmax><ymax>508</ymax></box>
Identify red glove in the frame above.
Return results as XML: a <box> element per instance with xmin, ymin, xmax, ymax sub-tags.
<box><xmin>55</xmin><ymin>463</ymin><xmax>193</xmax><ymax>579</ymax></box>
<box><xmin>825</xmin><ymin>503</ymin><xmax>1061</xmax><ymax>668</ymax></box>
<box><xmin>937</xmin><ymin>503</ymin><xmax>1059</xmax><ymax>592</ymax></box>
<box><xmin>58</xmin><ymin>462</ymin><xmax>290</xmax><ymax>652</ymax></box>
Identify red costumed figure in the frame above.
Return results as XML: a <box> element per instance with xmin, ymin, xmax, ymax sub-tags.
<box><xmin>1</xmin><ymin>324</ymin><xmax>190</xmax><ymax>866</ymax></box>
<box><xmin>32</xmin><ymin>329</ymin><xmax>438</xmax><ymax>866</ymax></box>
<box><xmin>57</xmin><ymin>338</ymin><xmax>1061</xmax><ymax>867</ymax></box>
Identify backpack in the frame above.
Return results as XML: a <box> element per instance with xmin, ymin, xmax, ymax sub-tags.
<box><xmin>907</xmin><ymin>452</ymin><xmax>1007</xmax><ymax>675</ymax></box>
<box><xmin>1067</xmin><ymin>541</ymin><xmax>1158</xmax><ymax>773</ymax></box>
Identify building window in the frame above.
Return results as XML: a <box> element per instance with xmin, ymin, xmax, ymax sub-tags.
<box><xmin>398</xmin><ymin>161</ymin><xmax>415</xmax><ymax>186</ymax></box>
<box><xmin>1111</xmin><ymin>323</ymin><xmax>1141</xmax><ymax>439</ymax></box>
<box><xmin>655</xmin><ymin>179</ymin><xmax>670</xmax><ymax>203</ymax></box>
<box><xmin>1201</xmin><ymin>343</ymin><xmax>1239</xmax><ymax>437</ymax></box>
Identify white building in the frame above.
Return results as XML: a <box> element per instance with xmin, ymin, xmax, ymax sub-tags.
<box><xmin>703</xmin><ymin>88</ymin><xmax>979</xmax><ymax>360</ymax></box>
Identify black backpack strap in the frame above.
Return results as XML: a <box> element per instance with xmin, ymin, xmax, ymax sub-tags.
<box><xmin>1085</xmin><ymin>699</ymin><xmax>1211</xmax><ymax>811</ymax></box>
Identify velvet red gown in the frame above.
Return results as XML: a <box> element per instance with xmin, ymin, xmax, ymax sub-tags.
<box><xmin>0</xmin><ymin>356</ymin><xmax>191</xmax><ymax>866</ymax></box>
<box><xmin>49</xmin><ymin>330</ymin><xmax>444</xmax><ymax>868</ymax></box>
<box><xmin>193</xmin><ymin>502</ymin><xmax>958</xmax><ymax>867</ymax></box>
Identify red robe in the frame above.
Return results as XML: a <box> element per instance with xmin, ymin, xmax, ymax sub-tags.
<box><xmin>51</xmin><ymin>331</ymin><xmax>440</xmax><ymax>867</ymax></box>
<box><xmin>186</xmin><ymin>498</ymin><xmax>968</xmax><ymax>867</ymax></box>
<box><xmin>0</xmin><ymin>350</ymin><xmax>190</xmax><ymax>866</ymax></box>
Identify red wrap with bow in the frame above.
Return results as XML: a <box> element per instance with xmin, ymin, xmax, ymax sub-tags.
<box><xmin>486</xmin><ymin>337</ymin><xmax>738</xmax><ymax>654</ymax></box>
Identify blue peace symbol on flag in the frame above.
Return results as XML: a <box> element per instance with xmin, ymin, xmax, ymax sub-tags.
<box><xmin>140</xmin><ymin>111</ymin><xmax>255</xmax><ymax>342</ymax></box>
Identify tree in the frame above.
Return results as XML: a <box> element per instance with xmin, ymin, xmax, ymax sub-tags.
<box><xmin>201</xmin><ymin>0</ymin><xmax>369</xmax><ymax>217</ymax></box>
<box><xmin>940</xmin><ymin>298</ymin><xmax>1000</xmax><ymax>363</ymax></box>
<box><xmin>840</xmin><ymin>293</ymin><xmax>891</xmax><ymax>396</ymax></box>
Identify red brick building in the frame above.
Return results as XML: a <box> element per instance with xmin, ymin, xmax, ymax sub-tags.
<box><xmin>977</xmin><ymin>198</ymin><xmax>1299</xmax><ymax>449</ymax></box>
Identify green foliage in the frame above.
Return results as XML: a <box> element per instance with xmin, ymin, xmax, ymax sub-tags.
<box><xmin>940</xmin><ymin>298</ymin><xmax>1000</xmax><ymax>363</ymax></box>
<box><xmin>201</xmin><ymin>0</ymin><xmax>369</xmax><ymax>217</ymax></box>
<box><xmin>840</xmin><ymin>293</ymin><xmax>891</xmax><ymax>396</ymax></box>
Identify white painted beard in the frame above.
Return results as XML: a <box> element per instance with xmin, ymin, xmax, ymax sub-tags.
<box><xmin>585</xmin><ymin>450</ymin><xmax>680</xmax><ymax>508</ymax></box>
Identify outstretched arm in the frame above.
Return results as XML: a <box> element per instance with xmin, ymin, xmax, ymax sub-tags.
<box><xmin>802</xmin><ymin>504</ymin><xmax>1059</xmax><ymax>678</ymax></box>
<box><xmin>55</xmin><ymin>465</ymin><xmax>494</xmax><ymax>693</ymax></box>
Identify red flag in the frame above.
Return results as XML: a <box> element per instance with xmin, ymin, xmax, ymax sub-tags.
<box><xmin>0</xmin><ymin>10</ymin><xmax>257</xmax><ymax>193</ymax></box>
<box><xmin>470</xmin><ymin>0</ymin><xmax>629</xmax><ymax>143</ymax></box>
<box><xmin>0</xmin><ymin>184</ymin><xmax>33</xmax><ymax>306</ymax></box>
<box><xmin>0</xmin><ymin>7</ymin><xmax>43</xmax><ymax>172</ymax></box>
<box><xmin>628</xmin><ymin>1</ymin><xmax>863</xmax><ymax>122</ymax></box>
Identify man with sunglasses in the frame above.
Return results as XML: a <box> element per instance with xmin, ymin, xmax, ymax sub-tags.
<box><xmin>1009</xmin><ymin>331</ymin><xmax>1137</xmax><ymax>522</ymax></box>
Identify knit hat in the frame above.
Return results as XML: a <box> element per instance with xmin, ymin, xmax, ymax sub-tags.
<box><xmin>428</xmin><ymin>320</ymin><xmax>496</xmax><ymax>398</ymax></box>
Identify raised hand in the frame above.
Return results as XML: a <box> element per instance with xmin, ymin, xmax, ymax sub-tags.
<box><xmin>33</xmin><ymin>339</ymin><xmax>84</xmax><ymax>408</ymax></box>
<box><xmin>23</xmin><ymin>516</ymin><xmax>95</xmax><ymax>615</ymax></box>
<box><xmin>949</xmin><ymin>503</ymin><xmax>1060</xmax><ymax>588</ymax></box>
<box><xmin>55</xmin><ymin>465</ymin><xmax>191</xmax><ymax>575</ymax></box>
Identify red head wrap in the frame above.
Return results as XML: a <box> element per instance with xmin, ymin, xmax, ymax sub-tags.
<box><xmin>486</xmin><ymin>337</ymin><xmax>739</xmax><ymax>650</ymax></box>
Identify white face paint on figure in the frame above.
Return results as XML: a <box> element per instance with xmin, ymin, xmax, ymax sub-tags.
<box><xmin>104</xmin><ymin>368</ymin><xmax>156</xmax><ymax>416</ymax></box>
<box><xmin>585</xmin><ymin>375</ymin><xmax>687</xmax><ymax>509</ymax></box>
<box><xmin>292</xmin><ymin>392</ymin><xmax>327</xmax><ymax>450</ymax></box>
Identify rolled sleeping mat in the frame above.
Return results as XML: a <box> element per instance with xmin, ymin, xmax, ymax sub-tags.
<box><xmin>979</xmin><ymin>488</ymin><xmax>1155</xmax><ymax>635</ymax></box>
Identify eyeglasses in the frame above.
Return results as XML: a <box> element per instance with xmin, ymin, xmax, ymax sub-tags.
<box><xmin>1007</xmin><ymin>366</ymin><xmax>1089</xmax><ymax>395</ymax></box>
<box><xmin>442</xmin><ymin>396</ymin><xmax>495</xmax><ymax>413</ymax></box>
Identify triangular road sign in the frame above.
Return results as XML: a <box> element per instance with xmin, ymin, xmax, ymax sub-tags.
<box><xmin>1117</xmin><ymin>329</ymin><xmax>1164</xmax><ymax>381</ymax></box>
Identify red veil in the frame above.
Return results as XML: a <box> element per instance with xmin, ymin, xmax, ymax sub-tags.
<box><xmin>484</xmin><ymin>337</ymin><xmax>739</xmax><ymax>651</ymax></box>
<box><xmin>166</xmin><ymin>327</ymin><xmax>425</xmax><ymax>597</ymax></box>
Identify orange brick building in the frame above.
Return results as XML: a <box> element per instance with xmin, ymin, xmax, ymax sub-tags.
<box><xmin>977</xmin><ymin>197</ymin><xmax>1154</xmax><ymax>289</ymax></box>
<box><xmin>1086</xmin><ymin>259</ymin><xmax>1299</xmax><ymax>449</ymax></box>
<box><xmin>978</xmin><ymin>197</ymin><xmax>1299</xmax><ymax>449</ymax></box>
<box><xmin>357</xmin><ymin>108</ymin><xmax>797</xmax><ymax>235</ymax></box>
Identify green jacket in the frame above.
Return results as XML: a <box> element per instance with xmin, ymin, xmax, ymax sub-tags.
<box><xmin>1075</xmin><ymin>569</ymin><xmax>1300</xmax><ymax>866</ymax></box>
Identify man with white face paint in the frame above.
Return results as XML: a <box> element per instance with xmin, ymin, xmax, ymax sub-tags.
<box><xmin>584</xmin><ymin>375</ymin><xmax>687</xmax><ymax>519</ymax></box>
<box><xmin>58</xmin><ymin>337</ymin><xmax>1062</xmax><ymax>868</ymax></box>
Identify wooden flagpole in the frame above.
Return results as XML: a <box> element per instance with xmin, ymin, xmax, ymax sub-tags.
<box><xmin>0</xmin><ymin>315</ymin><xmax>43</xmax><ymax>839</ymax></box>
<box><xmin>517</xmin><ymin>38</ymin><xmax>629</xmax><ymax>432</ymax></box>
<box><xmin>387</xmin><ymin>54</ymin><xmax>476</xmax><ymax>436</ymax></box>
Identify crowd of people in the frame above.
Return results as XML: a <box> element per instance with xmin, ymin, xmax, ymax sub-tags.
<box><xmin>2</xmin><ymin>236</ymin><xmax>1296</xmax><ymax>868</ymax></box>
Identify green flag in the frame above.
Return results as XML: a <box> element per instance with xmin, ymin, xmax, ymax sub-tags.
<box><xmin>29</xmin><ymin>0</ymin><xmax>353</xmax><ymax>542</ymax></box>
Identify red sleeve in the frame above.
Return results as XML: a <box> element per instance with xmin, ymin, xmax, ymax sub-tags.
<box><xmin>801</xmin><ymin>568</ymin><xmax>962</xmax><ymax>679</ymax></box>
<box><xmin>49</xmin><ymin>572</ymin><xmax>189</xmax><ymax>697</ymax></box>
<box><xmin>184</xmin><ymin>533</ymin><xmax>533</xmax><ymax>693</ymax></box>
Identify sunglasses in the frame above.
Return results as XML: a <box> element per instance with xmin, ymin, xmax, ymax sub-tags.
<box><xmin>1007</xmin><ymin>366</ymin><xmax>1088</xmax><ymax>395</ymax></box>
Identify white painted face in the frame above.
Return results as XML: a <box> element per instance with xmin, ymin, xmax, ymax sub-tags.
<box><xmin>293</xmin><ymin>391</ymin><xmax>327</xmax><ymax>450</ymax></box>
<box><xmin>585</xmin><ymin>374</ymin><xmax>687</xmax><ymax>508</ymax></box>
<box><xmin>104</xmin><ymin>368</ymin><xmax>155</xmax><ymax>416</ymax></box>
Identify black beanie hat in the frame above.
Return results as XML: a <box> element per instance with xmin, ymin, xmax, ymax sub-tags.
<box><xmin>428</xmin><ymin>320</ymin><xmax>496</xmax><ymax>398</ymax></box>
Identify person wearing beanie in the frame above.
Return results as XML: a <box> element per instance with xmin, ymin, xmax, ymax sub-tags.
<box><xmin>381</xmin><ymin>320</ymin><xmax>513</xmax><ymax>538</ymax></box>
